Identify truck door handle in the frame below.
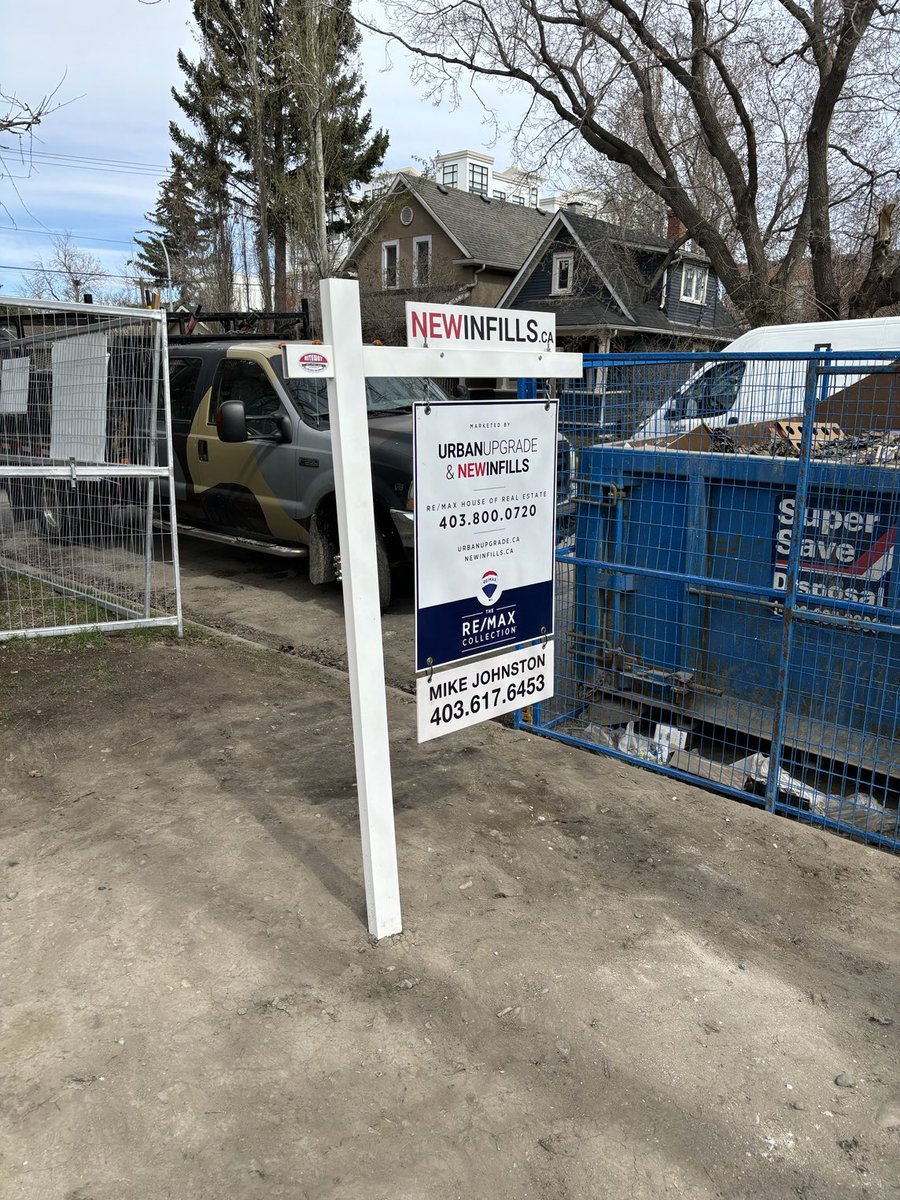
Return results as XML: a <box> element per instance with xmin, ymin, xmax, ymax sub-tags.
<box><xmin>198</xmin><ymin>439</ymin><xmax>208</xmax><ymax>461</ymax></box>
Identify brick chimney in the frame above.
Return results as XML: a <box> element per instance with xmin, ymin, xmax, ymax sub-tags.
<box><xmin>666</xmin><ymin>210</ymin><xmax>687</xmax><ymax>241</ymax></box>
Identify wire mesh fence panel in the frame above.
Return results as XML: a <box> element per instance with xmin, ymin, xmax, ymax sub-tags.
<box><xmin>520</xmin><ymin>351</ymin><xmax>900</xmax><ymax>851</ymax></box>
<box><xmin>0</xmin><ymin>298</ymin><xmax>181</xmax><ymax>640</ymax></box>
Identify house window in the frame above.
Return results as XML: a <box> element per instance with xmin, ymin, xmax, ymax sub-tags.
<box><xmin>680</xmin><ymin>263</ymin><xmax>708</xmax><ymax>304</ymax></box>
<box><xmin>442</xmin><ymin>163</ymin><xmax>458</xmax><ymax>188</ymax></box>
<box><xmin>510</xmin><ymin>194</ymin><xmax>524</xmax><ymax>206</ymax></box>
<box><xmin>412</xmin><ymin>236</ymin><xmax>432</xmax><ymax>287</ymax></box>
<box><xmin>529</xmin><ymin>187</ymin><xmax>538</xmax><ymax>206</ymax></box>
<box><xmin>552</xmin><ymin>252</ymin><xmax>574</xmax><ymax>295</ymax></box>
<box><xmin>493</xmin><ymin>189</ymin><xmax>507</xmax><ymax>201</ymax></box>
<box><xmin>468</xmin><ymin>163</ymin><xmax>489</xmax><ymax>195</ymax></box>
<box><xmin>381</xmin><ymin>240</ymin><xmax>399</xmax><ymax>290</ymax></box>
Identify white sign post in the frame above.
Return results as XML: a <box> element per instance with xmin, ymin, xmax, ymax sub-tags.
<box><xmin>286</xmin><ymin>280</ymin><xmax>581</xmax><ymax>939</ymax></box>
<box><xmin>318</xmin><ymin>279</ymin><xmax>402</xmax><ymax>940</ymax></box>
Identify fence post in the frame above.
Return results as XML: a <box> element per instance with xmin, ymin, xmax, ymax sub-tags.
<box><xmin>766</xmin><ymin>348</ymin><xmax>830</xmax><ymax>810</ymax></box>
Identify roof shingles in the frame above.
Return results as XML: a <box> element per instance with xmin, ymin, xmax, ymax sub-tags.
<box><xmin>403</xmin><ymin>175</ymin><xmax>551</xmax><ymax>271</ymax></box>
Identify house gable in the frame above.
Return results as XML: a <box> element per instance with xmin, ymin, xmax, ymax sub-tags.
<box><xmin>499</xmin><ymin>209</ymin><xmax>739</xmax><ymax>344</ymax></box>
<box><xmin>351</xmin><ymin>189</ymin><xmax>472</xmax><ymax>297</ymax></box>
<box><xmin>510</xmin><ymin>226</ymin><xmax>631</xmax><ymax>319</ymax></box>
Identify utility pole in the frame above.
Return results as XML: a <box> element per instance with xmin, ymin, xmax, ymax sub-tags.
<box><xmin>136</xmin><ymin>229</ymin><xmax>173</xmax><ymax>309</ymax></box>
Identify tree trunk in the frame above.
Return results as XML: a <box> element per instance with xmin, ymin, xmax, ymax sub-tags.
<box><xmin>311</xmin><ymin>106</ymin><xmax>329</xmax><ymax>277</ymax></box>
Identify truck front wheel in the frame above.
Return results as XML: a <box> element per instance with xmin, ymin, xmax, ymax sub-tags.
<box><xmin>375</xmin><ymin>528</ymin><xmax>391</xmax><ymax>612</ymax></box>
<box><xmin>37</xmin><ymin>481</ymin><xmax>81</xmax><ymax>541</ymax></box>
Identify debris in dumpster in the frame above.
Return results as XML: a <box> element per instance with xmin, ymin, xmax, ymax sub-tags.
<box><xmin>771</xmin><ymin>420</ymin><xmax>844</xmax><ymax>454</ymax></box>
<box><xmin>647</xmin><ymin>421</ymin><xmax>900</xmax><ymax>464</ymax></box>
<box><xmin>716</xmin><ymin>426</ymin><xmax>900</xmax><ymax>462</ymax></box>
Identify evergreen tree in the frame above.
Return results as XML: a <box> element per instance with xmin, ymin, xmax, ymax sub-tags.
<box><xmin>170</xmin><ymin>0</ymin><xmax>388</xmax><ymax>307</ymax></box>
<box><xmin>133</xmin><ymin>162</ymin><xmax>204</xmax><ymax>304</ymax></box>
<box><xmin>168</xmin><ymin>48</ymin><xmax>239</xmax><ymax>308</ymax></box>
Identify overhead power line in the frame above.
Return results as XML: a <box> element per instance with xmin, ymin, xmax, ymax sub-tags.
<box><xmin>0</xmin><ymin>225</ymin><xmax>136</xmax><ymax>247</ymax></box>
<box><xmin>15</xmin><ymin>150</ymin><xmax>170</xmax><ymax>171</ymax></box>
<box><xmin>1</xmin><ymin>263</ymin><xmax>137</xmax><ymax>283</ymax></box>
<box><xmin>0</xmin><ymin>148</ymin><xmax>170</xmax><ymax>180</ymax></box>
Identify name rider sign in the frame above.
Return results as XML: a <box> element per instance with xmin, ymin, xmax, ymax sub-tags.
<box><xmin>414</xmin><ymin>398</ymin><xmax>557</xmax><ymax>741</ymax></box>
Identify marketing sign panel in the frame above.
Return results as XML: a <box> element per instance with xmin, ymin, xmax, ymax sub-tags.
<box><xmin>413</xmin><ymin>399</ymin><xmax>558</xmax><ymax>740</ymax></box>
<box><xmin>414</xmin><ymin>399</ymin><xmax>558</xmax><ymax>671</ymax></box>
<box><xmin>406</xmin><ymin>301</ymin><xmax>556</xmax><ymax>351</ymax></box>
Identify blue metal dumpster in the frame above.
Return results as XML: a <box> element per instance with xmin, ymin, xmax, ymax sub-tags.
<box><xmin>522</xmin><ymin>353</ymin><xmax>900</xmax><ymax>850</ymax></box>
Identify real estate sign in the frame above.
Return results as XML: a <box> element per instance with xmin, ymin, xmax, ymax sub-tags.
<box><xmin>413</xmin><ymin>398</ymin><xmax>557</xmax><ymax>741</ymax></box>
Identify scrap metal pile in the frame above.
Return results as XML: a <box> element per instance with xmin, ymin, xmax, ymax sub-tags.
<box><xmin>707</xmin><ymin>422</ymin><xmax>900</xmax><ymax>463</ymax></box>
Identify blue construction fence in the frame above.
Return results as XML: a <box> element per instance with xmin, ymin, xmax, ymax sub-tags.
<box><xmin>518</xmin><ymin>351</ymin><xmax>900</xmax><ymax>851</ymax></box>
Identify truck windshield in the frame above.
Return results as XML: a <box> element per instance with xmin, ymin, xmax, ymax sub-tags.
<box><xmin>283</xmin><ymin>374</ymin><xmax>449</xmax><ymax>423</ymax></box>
<box><xmin>670</xmin><ymin>359</ymin><xmax>745</xmax><ymax>421</ymax></box>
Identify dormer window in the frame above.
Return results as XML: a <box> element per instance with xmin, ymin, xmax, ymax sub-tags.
<box><xmin>680</xmin><ymin>263</ymin><xmax>708</xmax><ymax>304</ymax></box>
<box><xmin>552</xmin><ymin>252</ymin><xmax>574</xmax><ymax>295</ymax></box>
<box><xmin>442</xmin><ymin>163</ymin><xmax>458</xmax><ymax>188</ymax></box>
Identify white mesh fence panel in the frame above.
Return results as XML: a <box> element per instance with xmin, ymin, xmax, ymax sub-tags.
<box><xmin>0</xmin><ymin>298</ymin><xmax>182</xmax><ymax>639</ymax></box>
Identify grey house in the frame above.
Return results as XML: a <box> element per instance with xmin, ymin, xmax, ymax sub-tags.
<box><xmin>498</xmin><ymin>207</ymin><xmax>740</xmax><ymax>352</ymax></box>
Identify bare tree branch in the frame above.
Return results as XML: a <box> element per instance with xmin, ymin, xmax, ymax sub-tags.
<box><xmin>368</xmin><ymin>0</ymin><xmax>900</xmax><ymax>322</ymax></box>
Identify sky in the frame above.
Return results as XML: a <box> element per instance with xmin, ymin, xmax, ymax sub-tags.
<box><xmin>0</xmin><ymin>0</ymin><xmax>527</xmax><ymax>301</ymax></box>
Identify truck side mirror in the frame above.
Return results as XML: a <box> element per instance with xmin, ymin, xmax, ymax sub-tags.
<box><xmin>217</xmin><ymin>399</ymin><xmax>247</xmax><ymax>442</ymax></box>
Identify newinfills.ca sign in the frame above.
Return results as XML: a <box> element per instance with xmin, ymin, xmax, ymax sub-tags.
<box><xmin>406</xmin><ymin>301</ymin><xmax>556</xmax><ymax>351</ymax></box>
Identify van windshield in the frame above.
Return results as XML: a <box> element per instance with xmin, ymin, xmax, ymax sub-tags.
<box><xmin>282</xmin><ymin>374</ymin><xmax>449</xmax><ymax>422</ymax></box>
<box><xmin>670</xmin><ymin>359</ymin><xmax>745</xmax><ymax>421</ymax></box>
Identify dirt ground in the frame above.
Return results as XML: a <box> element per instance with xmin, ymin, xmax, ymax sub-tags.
<box><xmin>1</xmin><ymin>629</ymin><xmax>898</xmax><ymax>1200</ymax></box>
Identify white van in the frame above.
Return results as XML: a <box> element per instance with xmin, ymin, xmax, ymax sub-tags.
<box><xmin>632</xmin><ymin>316</ymin><xmax>900</xmax><ymax>443</ymax></box>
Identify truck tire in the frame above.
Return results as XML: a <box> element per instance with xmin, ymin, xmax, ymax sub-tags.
<box><xmin>376</xmin><ymin>528</ymin><xmax>392</xmax><ymax>612</ymax></box>
<box><xmin>36</xmin><ymin>480</ymin><xmax>81</xmax><ymax>542</ymax></box>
